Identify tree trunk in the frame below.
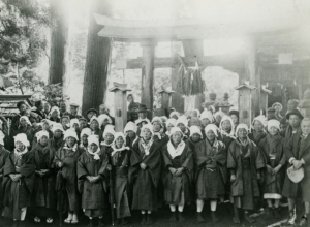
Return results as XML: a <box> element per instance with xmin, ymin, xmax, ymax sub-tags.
<box><xmin>49</xmin><ymin>0</ymin><xmax>69</xmax><ymax>86</ymax></box>
<box><xmin>82</xmin><ymin>0</ymin><xmax>113</xmax><ymax>115</ymax></box>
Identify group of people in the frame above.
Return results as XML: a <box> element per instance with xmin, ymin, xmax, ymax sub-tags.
<box><xmin>0</xmin><ymin>97</ymin><xmax>310</xmax><ymax>227</ymax></box>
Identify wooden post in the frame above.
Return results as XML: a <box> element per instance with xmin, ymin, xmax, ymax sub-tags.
<box><xmin>260</xmin><ymin>86</ymin><xmax>272</xmax><ymax>118</ymax></box>
<box><xmin>245</xmin><ymin>36</ymin><xmax>260</xmax><ymax>118</ymax></box>
<box><xmin>109</xmin><ymin>83</ymin><xmax>131</xmax><ymax>132</ymax></box>
<box><xmin>141</xmin><ymin>39</ymin><xmax>156</xmax><ymax>116</ymax></box>
<box><xmin>236</xmin><ymin>83</ymin><xmax>256</xmax><ymax>126</ymax></box>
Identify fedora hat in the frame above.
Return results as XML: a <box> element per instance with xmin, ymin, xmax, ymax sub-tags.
<box><xmin>287</xmin><ymin>166</ymin><xmax>304</xmax><ymax>183</ymax></box>
<box><xmin>286</xmin><ymin>108</ymin><xmax>304</xmax><ymax>120</ymax></box>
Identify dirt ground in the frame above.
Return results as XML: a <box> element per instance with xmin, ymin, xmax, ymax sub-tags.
<box><xmin>0</xmin><ymin>204</ymin><xmax>290</xmax><ymax>227</ymax></box>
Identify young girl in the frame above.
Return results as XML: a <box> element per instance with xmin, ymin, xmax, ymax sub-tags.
<box><xmin>200</xmin><ymin>111</ymin><xmax>214</xmax><ymax>139</ymax></box>
<box><xmin>78</xmin><ymin>135</ymin><xmax>108</xmax><ymax>227</ymax></box>
<box><xmin>194</xmin><ymin>124</ymin><xmax>226</xmax><ymax>223</ymax></box>
<box><xmin>102</xmin><ymin>132</ymin><xmax>131</xmax><ymax>225</ymax></box>
<box><xmin>129</xmin><ymin>124</ymin><xmax>161</xmax><ymax>224</ymax></box>
<box><xmin>162</xmin><ymin>127</ymin><xmax>193</xmax><ymax>222</ymax></box>
<box><xmin>227</xmin><ymin>124</ymin><xmax>265</xmax><ymax>224</ymax></box>
<box><xmin>50</xmin><ymin>123</ymin><xmax>65</xmax><ymax>151</ymax></box>
<box><xmin>165</xmin><ymin>119</ymin><xmax>177</xmax><ymax>138</ymax></box>
<box><xmin>31</xmin><ymin>130</ymin><xmax>56</xmax><ymax>224</ymax></box>
<box><xmin>176</xmin><ymin>116</ymin><xmax>190</xmax><ymax>139</ymax></box>
<box><xmin>258</xmin><ymin>120</ymin><xmax>285</xmax><ymax>219</ymax></box>
<box><xmin>2</xmin><ymin>133</ymin><xmax>35</xmax><ymax>227</ymax></box>
<box><xmin>124</xmin><ymin>121</ymin><xmax>138</xmax><ymax>149</ymax></box>
<box><xmin>54</xmin><ymin>129</ymin><xmax>84</xmax><ymax>224</ymax></box>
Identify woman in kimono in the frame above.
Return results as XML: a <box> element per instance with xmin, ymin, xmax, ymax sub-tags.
<box><xmin>186</xmin><ymin>126</ymin><xmax>202</xmax><ymax>152</ymax></box>
<box><xmin>176</xmin><ymin>116</ymin><xmax>190</xmax><ymax>140</ymax></box>
<box><xmin>61</xmin><ymin>115</ymin><xmax>70</xmax><ymax>131</ymax></box>
<box><xmin>124</xmin><ymin>121</ymin><xmax>138</xmax><ymax>149</ymax></box>
<box><xmin>90</xmin><ymin>116</ymin><xmax>103</xmax><ymax>143</ymax></box>
<box><xmin>162</xmin><ymin>127</ymin><xmax>193</xmax><ymax>222</ymax></box>
<box><xmin>258</xmin><ymin>120</ymin><xmax>285</xmax><ymax>219</ymax></box>
<box><xmin>33</xmin><ymin>119</ymin><xmax>53</xmax><ymax>145</ymax></box>
<box><xmin>248</xmin><ymin>116</ymin><xmax>267</xmax><ymax>145</ymax></box>
<box><xmin>200</xmin><ymin>111</ymin><xmax>214</xmax><ymax>139</ymax></box>
<box><xmin>165</xmin><ymin>119</ymin><xmax>177</xmax><ymax>138</ymax></box>
<box><xmin>227</xmin><ymin>124</ymin><xmax>265</xmax><ymax>224</ymax></box>
<box><xmin>0</xmin><ymin>132</ymin><xmax>10</xmax><ymax>212</ymax></box>
<box><xmin>2</xmin><ymin>133</ymin><xmax>35</xmax><ymax>227</ymax></box>
<box><xmin>102</xmin><ymin>132</ymin><xmax>131</xmax><ymax>225</ymax></box>
<box><xmin>50</xmin><ymin>123</ymin><xmax>65</xmax><ymax>151</ymax></box>
<box><xmin>80</xmin><ymin>128</ymin><xmax>92</xmax><ymax>150</ymax></box>
<box><xmin>54</xmin><ymin>129</ymin><xmax>84</xmax><ymax>224</ymax></box>
<box><xmin>151</xmin><ymin>117</ymin><xmax>169</xmax><ymax>148</ymax></box>
<box><xmin>12</xmin><ymin>116</ymin><xmax>34</xmax><ymax>150</ymax></box>
<box><xmin>129</xmin><ymin>124</ymin><xmax>161</xmax><ymax>225</ymax></box>
<box><xmin>49</xmin><ymin>106</ymin><xmax>61</xmax><ymax>123</ymax></box>
<box><xmin>31</xmin><ymin>130</ymin><xmax>56</xmax><ymax>224</ymax></box>
<box><xmin>78</xmin><ymin>135</ymin><xmax>108</xmax><ymax>227</ymax></box>
<box><xmin>194</xmin><ymin>124</ymin><xmax>226</xmax><ymax>223</ymax></box>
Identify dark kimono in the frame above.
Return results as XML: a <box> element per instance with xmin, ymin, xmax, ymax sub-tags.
<box><xmin>54</xmin><ymin>145</ymin><xmax>84</xmax><ymax>212</ymax></box>
<box><xmin>50</xmin><ymin>117</ymin><xmax>61</xmax><ymax>123</ymax></box>
<box><xmin>280</xmin><ymin>125</ymin><xmax>302</xmax><ymax>142</ymax></box>
<box><xmin>50</xmin><ymin>135</ymin><xmax>65</xmax><ymax>151</ymax></box>
<box><xmin>101</xmin><ymin>146</ymin><xmax>131</xmax><ymax>218</ymax></box>
<box><xmin>282</xmin><ymin>133</ymin><xmax>310</xmax><ymax>201</ymax></box>
<box><xmin>78</xmin><ymin>150</ymin><xmax>108</xmax><ymax>217</ymax></box>
<box><xmin>185</xmin><ymin>137</ymin><xmax>200</xmax><ymax>153</ymax></box>
<box><xmin>31</xmin><ymin>144</ymin><xmax>56</xmax><ymax>217</ymax></box>
<box><xmin>126</xmin><ymin>136</ymin><xmax>138</xmax><ymax>150</ymax></box>
<box><xmin>248</xmin><ymin>130</ymin><xmax>267</xmax><ymax>146</ymax></box>
<box><xmin>153</xmin><ymin>132</ymin><xmax>169</xmax><ymax>149</ymax></box>
<box><xmin>91</xmin><ymin>128</ymin><xmax>103</xmax><ymax>143</ymax></box>
<box><xmin>2</xmin><ymin>151</ymin><xmax>35</xmax><ymax>220</ymax></box>
<box><xmin>129</xmin><ymin>138</ymin><xmax>161</xmax><ymax>211</ymax></box>
<box><xmin>194</xmin><ymin>139</ymin><xmax>227</xmax><ymax>200</ymax></box>
<box><xmin>162</xmin><ymin>143</ymin><xmax>193</xmax><ymax>205</ymax></box>
<box><xmin>0</xmin><ymin>147</ymin><xmax>10</xmax><ymax>208</ymax></box>
<box><xmin>227</xmin><ymin>139</ymin><xmax>265</xmax><ymax>210</ymax></box>
<box><xmin>258</xmin><ymin>135</ymin><xmax>286</xmax><ymax>197</ymax></box>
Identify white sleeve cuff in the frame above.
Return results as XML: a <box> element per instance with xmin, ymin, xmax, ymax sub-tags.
<box><xmin>289</xmin><ymin>157</ymin><xmax>296</xmax><ymax>164</ymax></box>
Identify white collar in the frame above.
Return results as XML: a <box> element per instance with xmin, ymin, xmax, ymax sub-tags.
<box><xmin>87</xmin><ymin>147</ymin><xmax>100</xmax><ymax>160</ymax></box>
<box><xmin>167</xmin><ymin>140</ymin><xmax>185</xmax><ymax>159</ymax></box>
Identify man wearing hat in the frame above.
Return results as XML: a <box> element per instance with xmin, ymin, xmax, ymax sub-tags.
<box><xmin>267</xmin><ymin>107</ymin><xmax>277</xmax><ymax>121</ymax></box>
<box><xmin>86</xmin><ymin>108</ymin><xmax>98</xmax><ymax>123</ymax></box>
<box><xmin>69</xmin><ymin>103</ymin><xmax>82</xmax><ymax>120</ymax></box>
<box><xmin>280</xmin><ymin>99</ymin><xmax>299</xmax><ymax>127</ymax></box>
<box><xmin>282</xmin><ymin>118</ymin><xmax>310</xmax><ymax>226</ymax></box>
<box><xmin>280</xmin><ymin>109</ymin><xmax>303</xmax><ymax>141</ymax></box>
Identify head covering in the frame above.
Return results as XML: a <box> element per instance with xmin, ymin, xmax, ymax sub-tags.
<box><xmin>252</xmin><ymin>115</ymin><xmax>267</xmax><ymax>126</ymax></box>
<box><xmin>200</xmin><ymin>111</ymin><xmax>214</xmax><ymax>122</ymax></box>
<box><xmin>286</xmin><ymin>108</ymin><xmax>304</xmax><ymax>120</ymax></box>
<box><xmin>50</xmin><ymin>106</ymin><xmax>60</xmax><ymax>117</ymax></box>
<box><xmin>166</xmin><ymin>118</ymin><xmax>177</xmax><ymax>128</ymax></box>
<box><xmin>267</xmin><ymin>107</ymin><xmax>276</xmax><ymax>113</ymax></box>
<box><xmin>36</xmin><ymin>130</ymin><xmax>50</xmax><ymax>140</ymax></box>
<box><xmin>171</xmin><ymin>127</ymin><xmax>184</xmax><ymax>137</ymax></box>
<box><xmin>102</xmin><ymin>124</ymin><xmax>116</xmax><ymax>137</ymax></box>
<box><xmin>70</xmin><ymin>103</ymin><xmax>79</xmax><ymax>107</ymax></box>
<box><xmin>124</xmin><ymin>122</ymin><xmax>137</xmax><ymax>134</ymax></box>
<box><xmin>88</xmin><ymin>135</ymin><xmax>99</xmax><ymax>147</ymax></box>
<box><xmin>87</xmin><ymin>108</ymin><xmax>98</xmax><ymax>115</ymax></box>
<box><xmin>97</xmin><ymin>114</ymin><xmax>112</xmax><ymax>127</ymax></box>
<box><xmin>90</xmin><ymin>116</ymin><xmax>99</xmax><ymax>124</ymax></box>
<box><xmin>268</xmin><ymin>119</ymin><xmax>281</xmax><ymax>131</ymax></box>
<box><xmin>14</xmin><ymin>133</ymin><xmax>30</xmax><ymax>147</ymax></box>
<box><xmin>41</xmin><ymin>119</ymin><xmax>52</xmax><ymax>126</ymax></box>
<box><xmin>167</xmin><ymin>128</ymin><xmax>186</xmax><ymax>159</ymax></box>
<box><xmin>70</xmin><ymin>119</ymin><xmax>80</xmax><ymax>128</ymax></box>
<box><xmin>151</xmin><ymin>117</ymin><xmax>163</xmax><ymax>128</ymax></box>
<box><xmin>176</xmin><ymin>115</ymin><xmax>188</xmax><ymax>127</ymax></box>
<box><xmin>111</xmin><ymin>132</ymin><xmax>130</xmax><ymax>156</ymax></box>
<box><xmin>81</xmin><ymin>128</ymin><xmax>92</xmax><ymax>137</ymax></box>
<box><xmin>214</xmin><ymin>111</ymin><xmax>225</xmax><ymax>119</ymax></box>
<box><xmin>52</xmin><ymin>123</ymin><xmax>64</xmax><ymax>133</ymax></box>
<box><xmin>64</xmin><ymin>129</ymin><xmax>79</xmax><ymax>140</ymax></box>
<box><xmin>170</xmin><ymin>111</ymin><xmax>180</xmax><ymax>119</ymax></box>
<box><xmin>135</xmin><ymin>118</ymin><xmax>151</xmax><ymax>125</ymax></box>
<box><xmin>236</xmin><ymin>124</ymin><xmax>249</xmax><ymax>136</ymax></box>
<box><xmin>189</xmin><ymin>126</ymin><xmax>202</xmax><ymax>137</ymax></box>
<box><xmin>229</xmin><ymin>110</ymin><xmax>239</xmax><ymax>117</ymax></box>
<box><xmin>0</xmin><ymin>131</ymin><xmax>5</xmax><ymax>146</ymax></box>
<box><xmin>188</xmin><ymin>117</ymin><xmax>201</xmax><ymax>127</ymax></box>
<box><xmin>160</xmin><ymin>116</ymin><xmax>168</xmax><ymax>123</ymax></box>
<box><xmin>205</xmin><ymin>124</ymin><xmax>218</xmax><ymax>137</ymax></box>
<box><xmin>219</xmin><ymin>116</ymin><xmax>235</xmax><ymax>136</ymax></box>
<box><xmin>137</xmin><ymin>104</ymin><xmax>148</xmax><ymax>113</ymax></box>
<box><xmin>141</xmin><ymin>124</ymin><xmax>154</xmax><ymax>136</ymax></box>
<box><xmin>20</xmin><ymin>116</ymin><xmax>32</xmax><ymax>126</ymax></box>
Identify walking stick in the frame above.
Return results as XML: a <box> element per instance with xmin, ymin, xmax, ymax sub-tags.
<box><xmin>110</xmin><ymin>167</ymin><xmax>115</xmax><ymax>226</ymax></box>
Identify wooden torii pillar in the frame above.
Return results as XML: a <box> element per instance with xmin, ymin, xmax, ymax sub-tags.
<box><xmin>141</xmin><ymin>39</ymin><xmax>157</xmax><ymax>117</ymax></box>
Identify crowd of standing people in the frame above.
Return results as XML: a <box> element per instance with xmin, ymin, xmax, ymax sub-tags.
<box><xmin>0</xmin><ymin>96</ymin><xmax>309</xmax><ymax>227</ymax></box>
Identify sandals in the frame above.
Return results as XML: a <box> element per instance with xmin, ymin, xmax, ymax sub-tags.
<box><xmin>64</xmin><ymin>218</ymin><xmax>72</xmax><ymax>224</ymax></box>
<box><xmin>46</xmin><ymin>218</ymin><xmax>53</xmax><ymax>224</ymax></box>
<box><xmin>34</xmin><ymin>217</ymin><xmax>41</xmax><ymax>223</ymax></box>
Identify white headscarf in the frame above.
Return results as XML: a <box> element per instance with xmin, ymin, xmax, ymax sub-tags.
<box><xmin>90</xmin><ymin>116</ymin><xmax>99</xmax><ymax>125</ymax></box>
<box><xmin>111</xmin><ymin>132</ymin><xmax>129</xmax><ymax>157</ymax></box>
<box><xmin>219</xmin><ymin>116</ymin><xmax>235</xmax><ymax>137</ymax></box>
<box><xmin>64</xmin><ymin>128</ymin><xmax>79</xmax><ymax>140</ymax></box>
<box><xmin>167</xmin><ymin>127</ymin><xmax>185</xmax><ymax>159</ymax></box>
<box><xmin>151</xmin><ymin>117</ymin><xmax>163</xmax><ymax>128</ymax></box>
<box><xmin>52</xmin><ymin>123</ymin><xmax>64</xmax><ymax>133</ymax></box>
<box><xmin>236</xmin><ymin>124</ymin><xmax>249</xmax><ymax>136</ymax></box>
<box><xmin>20</xmin><ymin>116</ymin><xmax>32</xmax><ymax>126</ymax></box>
<box><xmin>124</xmin><ymin>122</ymin><xmax>137</xmax><ymax>134</ymax></box>
<box><xmin>36</xmin><ymin>130</ymin><xmax>50</xmax><ymax>141</ymax></box>
<box><xmin>81</xmin><ymin>128</ymin><xmax>92</xmax><ymax>137</ymax></box>
<box><xmin>165</xmin><ymin>118</ymin><xmax>177</xmax><ymax>128</ymax></box>
<box><xmin>268</xmin><ymin>119</ymin><xmax>280</xmax><ymax>131</ymax></box>
<box><xmin>189</xmin><ymin>125</ymin><xmax>202</xmax><ymax>137</ymax></box>
<box><xmin>50</xmin><ymin>106</ymin><xmax>60</xmax><ymax>117</ymax></box>
<box><xmin>70</xmin><ymin>119</ymin><xmax>80</xmax><ymax>129</ymax></box>
<box><xmin>102</xmin><ymin>124</ymin><xmax>116</xmax><ymax>137</ymax></box>
<box><xmin>252</xmin><ymin>115</ymin><xmax>267</xmax><ymax>127</ymax></box>
<box><xmin>141</xmin><ymin>124</ymin><xmax>154</xmax><ymax>136</ymax></box>
<box><xmin>176</xmin><ymin>115</ymin><xmax>188</xmax><ymax>128</ymax></box>
<box><xmin>14</xmin><ymin>133</ymin><xmax>30</xmax><ymax>147</ymax></box>
<box><xmin>205</xmin><ymin>124</ymin><xmax>219</xmax><ymax>137</ymax></box>
<box><xmin>98</xmin><ymin>114</ymin><xmax>112</xmax><ymax>127</ymax></box>
<box><xmin>200</xmin><ymin>111</ymin><xmax>214</xmax><ymax>122</ymax></box>
<box><xmin>87</xmin><ymin>135</ymin><xmax>100</xmax><ymax>160</ymax></box>
<box><xmin>170</xmin><ymin>111</ymin><xmax>180</xmax><ymax>119</ymax></box>
<box><xmin>135</xmin><ymin>118</ymin><xmax>151</xmax><ymax>125</ymax></box>
<box><xmin>214</xmin><ymin>111</ymin><xmax>225</xmax><ymax>119</ymax></box>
